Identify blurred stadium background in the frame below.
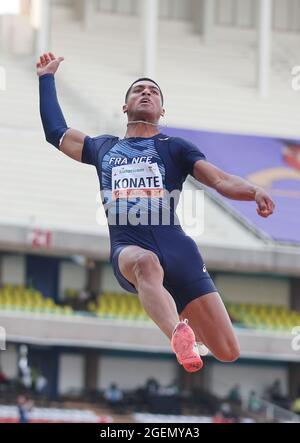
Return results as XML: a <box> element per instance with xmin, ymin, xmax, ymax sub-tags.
<box><xmin>0</xmin><ymin>0</ymin><xmax>300</xmax><ymax>423</ymax></box>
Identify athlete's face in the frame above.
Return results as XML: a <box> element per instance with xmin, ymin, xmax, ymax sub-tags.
<box><xmin>123</xmin><ymin>81</ymin><xmax>165</xmax><ymax>122</ymax></box>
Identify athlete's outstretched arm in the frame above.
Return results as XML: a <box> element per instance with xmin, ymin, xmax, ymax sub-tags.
<box><xmin>193</xmin><ymin>160</ymin><xmax>275</xmax><ymax>218</ymax></box>
<box><xmin>37</xmin><ymin>52</ymin><xmax>86</xmax><ymax>162</ymax></box>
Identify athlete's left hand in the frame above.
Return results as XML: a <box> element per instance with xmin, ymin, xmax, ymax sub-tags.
<box><xmin>255</xmin><ymin>188</ymin><xmax>275</xmax><ymax>218</ymax></box>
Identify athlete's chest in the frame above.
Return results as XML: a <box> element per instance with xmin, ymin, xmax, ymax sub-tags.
<box><xmin>102</xmin><ymin>139</ymin><xmax>163</xmax><ymax>168</ymax></box>
<box><xmin>101</xmin><ymin>139</ymin><xmax>166</xmax><ymax>196</ymax></box>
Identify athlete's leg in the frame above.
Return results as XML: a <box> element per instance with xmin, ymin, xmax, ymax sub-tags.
<box><xmin>117</xmin><ymin>245</ymin><xmax>203</xmax><ymax>372</ymax></box>
<box><xmin>180</xmin><ymin>292</ymin><xmax>240</xmax><ymax>362</ymax></box>
<box><xmin>118</xmin><ymin>245</ymin><xmax>179</xmax><ymax>339</ymax></box>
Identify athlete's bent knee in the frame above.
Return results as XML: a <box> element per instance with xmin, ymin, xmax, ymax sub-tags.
<box><xmin>133</xmin><ymin>252</ymin><xmax>162</xmax><ymax>280</ymax></box>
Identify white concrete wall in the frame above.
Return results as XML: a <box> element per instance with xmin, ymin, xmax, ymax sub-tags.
<box><xmin>1</xmin><ymin>255</ymin><xmax>25</xmax><ymax>286</ymax></box>
<box><xmin>59</xmin><ymin>261</ymin><xmax>87</xmax><ymax>300</ymax></box>
<box><xmin>98</xmin><ymin>355</ymin><xmax>176</xmax><ymax>390</ymax></box>
<box><xmin>236</xmin><ymin>0</ymin><xmax>254</xmax><ymax>27</ymax></box>
<box><xmin>0</xmin><ymin>14</ymin><xmax>33</xmax><ymax>55</ymax></box>
<box><xmin>96</xmin><ymin>0</ymin><xmax>192</xmax><ymax>20</ymax></box>
<box><xmin>216</xmin><ymin>0</ymin><xmax>300</xmax><ymax>31</ymax></box>
<box><xmin>56</xmin><ymin>0</ymin><xmax>300</xmax><ymax>31</ymax></box>
<box><xmin>216</xmin><ymin>0</ymin><xmax>256</xmax><ymax>27</ymax></box>
<box><xmin>288</xmin><ymin>0</ymin><xmax>300</xmax><ymax>32</ymax></box>
<box><xmin>209</xmin><ymin>361</ymin><xmax>288</xmax><ymax>399</ymax></box>
<box><xmin>216</xmin><ymin>274</ymin><xmax>290</xmax><ymax>306</ymax></box>
<box><xmin>58</xmin><ymin>353</ymin><xmax>85</xmax><ymax>395</ymax></box>
<box><xmin>272</xmin><ymin>0</ymin><xmax>300</xmax><ymax>31</ymax></box>
<box><xmin>0</xmin><ymin>312</ymin><xmax>297</xmax><ymax>360</ymax></box>
<box><xmin>274</xmin><ymin>0</ymin><xmax>290</xmax><ymax>30</ymax></box>
<box><xmin>216</xmin><ymin>0</ymin><xmax>235</xmax><ymax>26</ymax></box>
<box><xmin>0</xmin><ymin>343</ymin><xmax>18</xmax><ymax>378</ymax></box>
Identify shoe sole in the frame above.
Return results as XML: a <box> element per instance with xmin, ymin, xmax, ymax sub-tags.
<box><xmin>172</xmin><ymin>324</ymin><xmax>203</xmax><ymax>373</ymax></box>
<box><xmin>177</xmin><ymin>355</ymin><xmax>203</xmax><ymax>373</ymax></box>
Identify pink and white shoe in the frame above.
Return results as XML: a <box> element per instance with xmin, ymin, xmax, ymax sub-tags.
<box><xmin>171</xmin><ymin>319</ymin><xmax>203</xmax><ymax>373</ymax></box>
<box><xmin>197</xmin><ymin>342</ymin><xmax>209</xmax><ymax>356</ymax></box>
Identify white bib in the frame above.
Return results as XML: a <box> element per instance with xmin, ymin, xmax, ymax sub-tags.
<box><xmin>111</xmin><ymin>162</ymin><xmax>164</xmax><ymax>200</ymax></box>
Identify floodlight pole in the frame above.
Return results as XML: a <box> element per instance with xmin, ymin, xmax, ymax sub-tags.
<box><xmin>142</xmin><ymin>0</ymin><xmax>158</xmax><ymax>78</ymax></box>
<box><xmin>31</xmin><ymin>0</ymin><xmax>51</xmax><ymax>57</ymax></box>
<box><xmin>257</xmin><ymin>0</ymin><xmax>272</xmax><ymax>99</ymax></box>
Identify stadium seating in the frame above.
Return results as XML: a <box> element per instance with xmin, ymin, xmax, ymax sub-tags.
<box><xmin>0</xmin><ymin>284</ymin><xmax>73</xmax><ymax>315</ymax></box>
<box><xmin>1</xmin><ymin>284</ymin><xmax>298</xmax><ymax>331</ymax></box>
<box><xmin>87</xmin><ymin>292</ymin><xmax>300</xmax><ymax>332</ymax></box>
<box><xmin>87</xmin><ymin>291</ymin><xmax>149</xmax><ymax>321</ymax></box>
<box><xmin>85</xmin><ymin>291</ymin><xmax>300</xmax><ymax>332</ymax></box>
<box><xmin>2</xmin><ymin>4</ymin><xmax>300</xmax><ymax>138</ymax></box>
<box><xmin>50</xmin><ymin>5</ymin><xmax>300</xmax><ymax>138</ymax></box>
<box><xmin>226</xmin><ymin>301</ymin><xmax>300</xmax><ymax>331</ymax></box>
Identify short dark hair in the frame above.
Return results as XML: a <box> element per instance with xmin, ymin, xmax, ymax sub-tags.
<box><xmin>125</xmin><ymin>78</ymin><xmax>164</xmax><ymax>105</ymax></box>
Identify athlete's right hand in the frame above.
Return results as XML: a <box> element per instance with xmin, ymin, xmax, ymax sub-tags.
<box><xmin>36</xmin><ymin>52</ymin><xmax>64</xmax><ymax>77</ymax></box>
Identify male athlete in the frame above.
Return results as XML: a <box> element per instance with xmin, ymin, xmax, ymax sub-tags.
<box><xmin>37</xmin><ymin>53</ymin><xmax>275</xmax><ymax>373</ymax></box>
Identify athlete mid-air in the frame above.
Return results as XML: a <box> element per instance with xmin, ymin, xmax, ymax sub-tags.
<box><xmin>37</xmin><ymin>52</ymin><xmax>275</xmax><ymax>372</ymax></box>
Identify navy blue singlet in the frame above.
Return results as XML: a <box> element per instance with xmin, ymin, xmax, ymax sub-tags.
<box><xmin>82</xmin><ymin>133</ymin><xmax>216</xmax><ymax>313</ymax></box>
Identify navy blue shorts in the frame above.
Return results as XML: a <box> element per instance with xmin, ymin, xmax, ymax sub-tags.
<box><xmin>110</xmin><ymin>225</ymin><xmax>217</xmax><ymax>314</ymax></box>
